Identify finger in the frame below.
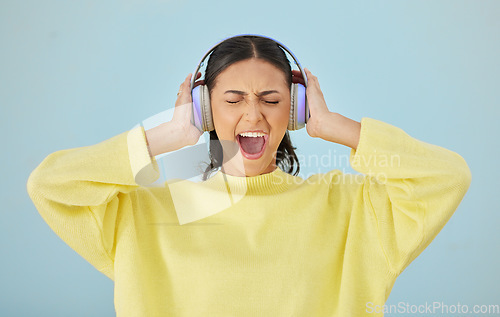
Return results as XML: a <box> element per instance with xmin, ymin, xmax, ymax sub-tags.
<box><xmin>304</xmin><ymin>68</ymin><xmax>319</xmax><ymax>86</ymax></box>
<box><xmin>304</xmin><ymin>68</ymin><xmax>316</xmax><ymax>79</ymax></box>
<box><xmin>176</xmin><ymin>73</ymin><xmax>193</xmax><ymax>103</ymax></box>
<box><xmin>178</xmin><ymin>73</ymin><xmax>191</xmax><ymax>89</ymax></box>
<box><xmin>182</xmin><ymin>73</ymin><xmax>192</xmax><ymax>90</ymax></box>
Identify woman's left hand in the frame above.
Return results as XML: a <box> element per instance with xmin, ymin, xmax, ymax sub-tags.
<box><xmin>292</xmin><ymin>68</ymin><xmax>330</xmax><ymax>138</ymax></box>
<box><xmin>293</xmin><ymin>68</ymin><xmax>361</xmax><ymax>149</ymax></box>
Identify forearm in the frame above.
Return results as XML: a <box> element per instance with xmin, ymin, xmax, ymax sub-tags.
<box><xmin>317</xmin><ymin>112</ymin><xmax>361</xmax><ymax>150</ymax></box>
<box><xmin>145</xmin><ymin>122</ymin><xmax>183</xmax><ymax>157</ymax></box>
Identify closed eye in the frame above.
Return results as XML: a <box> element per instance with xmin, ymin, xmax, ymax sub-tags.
<box><xmin>226</xmin><ymin>100</ymin><xmax>279</xmax><ymax>104</ymax></box>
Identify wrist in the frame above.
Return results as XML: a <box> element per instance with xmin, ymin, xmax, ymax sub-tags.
<box><xmin>318</xmin><ymin>112</ymin><xmax>361</xmax><ymax>150</ymax></box>
<box><xmin>145</xmin><ymin>122</ymin><xmax>175</xmax><ymax>157</ymax></box>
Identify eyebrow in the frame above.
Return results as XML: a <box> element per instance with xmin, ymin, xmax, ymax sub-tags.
<box><xmin>224</xmin><ymin>90</ymin><xmax>280</xmax><ymax>97</ymax></box>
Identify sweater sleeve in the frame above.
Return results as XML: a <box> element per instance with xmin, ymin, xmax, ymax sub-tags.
<box><xmin>26</xmin><ymin>126</ymin><xmax>160</xmax><ymax>280</ymax></box>
<box><xmin>349</xmin><ymin>118</ymin><xmax>471</xmax><ymax>275</ymax></box>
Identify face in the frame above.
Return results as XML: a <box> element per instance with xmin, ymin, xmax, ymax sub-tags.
<box><xmin>210</xmin><ymin>58</ymin><xmax>291</xmax><ymax>177</ymax></box>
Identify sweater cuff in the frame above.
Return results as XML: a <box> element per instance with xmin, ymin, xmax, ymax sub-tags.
<box><xmin>127</xmin><ymin>126</ymin><xmax>160</xmax><ymax>185</ymax></box>
<box><xmin>349</xmin><ymin>117</ymin><xmax>407</xmax><ymax>183</ymax></box>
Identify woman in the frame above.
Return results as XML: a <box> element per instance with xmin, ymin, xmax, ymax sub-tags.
<box><xmin>27</xmin><ymin>35</ymin><xmax>471</xmax><ymax>316</ymax></box>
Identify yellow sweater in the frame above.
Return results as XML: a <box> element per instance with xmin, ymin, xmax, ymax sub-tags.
<box><xmin>27</xmin><ymin>118</ymin><xmax>471</xmax><ymax>316</ymax></box>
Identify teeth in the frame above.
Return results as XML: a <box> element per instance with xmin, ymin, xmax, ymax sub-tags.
<box><xmin>239</xmin><ymin>132</ymin><xmax>266</xmax><ymax>137</ymax></box>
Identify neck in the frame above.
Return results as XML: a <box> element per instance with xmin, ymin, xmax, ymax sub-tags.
<box><xmin>204</xmin><ymin>167</ymin><xmax>301</xmax><ymax>196</ymax></box>
<box><xmin>220</xmin><ymin>165</ymin><xmax>278</xmax><ymax>178</ymax></box>
<box><xmin>220</xmin><ymin>156</ymin><xmax>279</xmax><ymax>178</ymax></box>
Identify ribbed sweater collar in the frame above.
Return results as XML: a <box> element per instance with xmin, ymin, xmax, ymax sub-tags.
<box><xmin>203</xmin><ymin>167</ymin><xmax>302</xmax><ymax>196</ymax></box>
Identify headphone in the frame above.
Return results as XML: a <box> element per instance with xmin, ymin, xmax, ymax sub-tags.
<box><xmin>190</xmin><ymin>34</ymin><xmax>310</xmax><ymax>132</ymax></box>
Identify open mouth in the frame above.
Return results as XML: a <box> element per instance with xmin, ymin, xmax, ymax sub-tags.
<box><xmin>236</xmin><ymin>131</ymin><xmax>268</xmax><ymax>160</ymax></box>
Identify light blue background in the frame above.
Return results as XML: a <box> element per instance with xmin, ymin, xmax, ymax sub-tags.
<box><xmin>1</xmin><ymin>0</ymin><xmax>499</xmax><ymax>315</ymax></box>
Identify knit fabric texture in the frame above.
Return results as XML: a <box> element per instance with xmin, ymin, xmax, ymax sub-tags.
<box><xmin>27</xmin><ymin>117</ymin><xmax>471</xmax><ymax>316</ymax></box>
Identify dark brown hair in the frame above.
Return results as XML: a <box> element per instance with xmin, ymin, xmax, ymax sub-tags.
<box><xmin>201</xmin><ymin>35</ymin><xmax>300</xmax><ymax>180</ymax></box>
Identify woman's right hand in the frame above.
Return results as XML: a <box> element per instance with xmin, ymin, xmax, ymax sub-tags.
<box><xmin>171</xmin><ymin>73</ymin><xmax>204</xmax><ymax>146</ymax></box>
<box><xmin>145</xmin><ymin>73</ymin><xmax>204</xmax><ymax>157</ymax></box>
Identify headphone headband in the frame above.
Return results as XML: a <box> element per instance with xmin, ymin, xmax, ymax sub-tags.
<box><xmin>190</xmin><ymin>34</ymin><xmax>308</xmax><ymax>90</ymax></box>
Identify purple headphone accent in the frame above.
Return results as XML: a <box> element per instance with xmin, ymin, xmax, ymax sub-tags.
<box><xmin>191</xmin><ymin>85</ymin><xmax>203</xmax><ymax>130</ymax></box>
<box><xmin>190</xmin><ymin>34</ymin><xmax>309</xmax><ymax>132</ymax></box>
<box><xmin>296</xmin><ymin>84</ymin><xmax>307</xmax><ymax>126</ymax></box>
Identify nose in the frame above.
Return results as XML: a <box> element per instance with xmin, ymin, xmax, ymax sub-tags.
<box><xmin>243</xmin><ymin>100</ymin><xmax>264</xmax><ymax>123</ymax></box>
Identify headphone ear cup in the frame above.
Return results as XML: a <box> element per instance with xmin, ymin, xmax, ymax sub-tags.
<box><xmin>289</xmin><ymin>83</ymin><xmax>308</xmax><ymax>130</ymax></box>
<box><xmin>191</xmin><ymin>85</ymin><xmax>214</xmax><ymax>132</ymax></box>
<box><xmin>288</xmin><ymin>84</ymin><xmax>298</xmax><ymax>130</ymax></box>
<box><xmin>201</xmin><ymin>85</ymin><xmax>214</xmax><ymax>131</ymax></box>
<box><xmin>288</xmin><ymin>84</ymin><xmax>310</xmax><ymax>130</ymax></box>
<box><xmin>295</xmin><ymin>83</ymin><xmax>308</xmax><ymax>130</ymax></box>
<box><xmin>191</xmin><ymin>85</ymin><xmax>204</xmax><ymax>131</ymax></box>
